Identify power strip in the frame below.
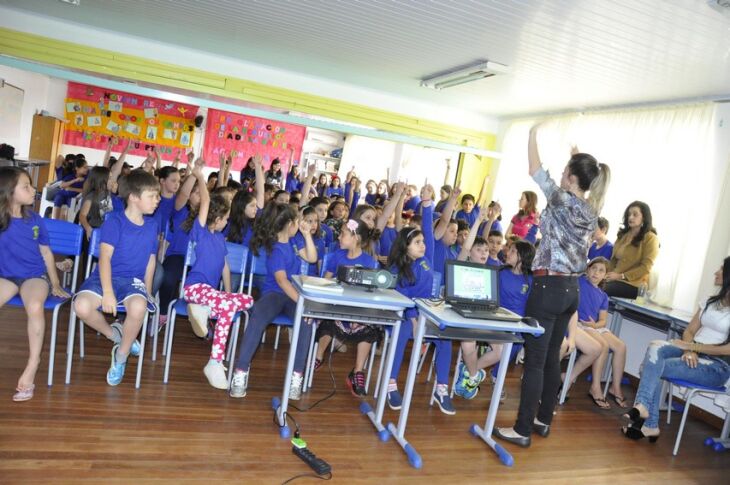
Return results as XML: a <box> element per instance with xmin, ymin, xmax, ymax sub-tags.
<box><xmin>292</xmin><ymin>446</ymin><xmax>331</xmax><ymax>475</ymax></box>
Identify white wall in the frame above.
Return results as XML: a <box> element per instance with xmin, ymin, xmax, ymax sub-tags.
<box><xmin>0</xmin><ymin>65</ymin><xmax>65</xmax><ymax>158</ymax></box>
<box><xmin>0</xmin><ymin>6</ymin><xmax>498</xmax><ymax>135</ymax></box>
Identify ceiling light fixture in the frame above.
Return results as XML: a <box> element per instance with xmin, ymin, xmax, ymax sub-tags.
<box><xmin>420</xmin><ymin>61</ymin><xmax>508</xmax><ymax>90</ymax></box>
<box><xmin>58</xmin><ymin>0</ymin><xmax>80</xmax><ymax>6</ymax></box>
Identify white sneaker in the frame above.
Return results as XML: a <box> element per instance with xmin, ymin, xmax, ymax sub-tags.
<box><xmin>289</xmin><ymin>372</ymin><xmax>304</xmax><ymax>401</ymax></box>
<box><xmin>187</xmin><ymin>304</ymin><xmax>210</xmax><ymax>338</ymax></box>
<box><xmin>516</xmin><ymin>347</ymin><xmax>525</xmax><ymax>365</ymax></box>
<box><xmin>204</xmin><ymin>359</ymin><xmax>229</xmax><ymax>390</ymax></box>
<box><xmin>229</xmin><ymin>369</ymin><xmax>248</xmax><ymax>398</ymax></box>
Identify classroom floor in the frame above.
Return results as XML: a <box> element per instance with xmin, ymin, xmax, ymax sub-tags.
<box><xmin>1</xmin><ymin>305</ymin><xmax>729</xmax><ymax>484</ymax></box>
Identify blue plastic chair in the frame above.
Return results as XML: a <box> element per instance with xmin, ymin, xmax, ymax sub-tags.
<box><xmin>163</xmin><ymin>241</ymin><xmax>249</xmax><ymax>385</ymax></box>
<box><xmin>65</xmin><ymin>228</ymin><xmax>153</xmax><ymax>388</ymax></box>
<box><xmin>665</xmin><ymin>377</ymin><xmax>729</xmax><ymax>455</ymax></box>
<box><xmin>3</xmin><ymin>219</ymin><xmax>83</xmax><ymax>387</ymax></box>
<box><xmin>244</xmin><ymin>251</ymin><xmax>294</xmax><ymax>350</ymax></box>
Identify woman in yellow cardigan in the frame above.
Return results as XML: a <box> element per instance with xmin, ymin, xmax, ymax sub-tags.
<box><xmin>604</xmin><ymin>201</ymin><xmax>659</xmax><ymax>298</ymax></box>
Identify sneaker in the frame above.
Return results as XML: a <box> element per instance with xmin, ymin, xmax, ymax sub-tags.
<box><xmin>387</xmin><ymin>386</ymin><xmax>403</xmax><ymax>410</ymax></box>
<box><xmin>433</xmin><ymin>386</ymin><xmax>456</xmax><ymax>415</ymax></box>
<box><xmin>454</xmin><ymin>362</ymin><xmax>470</xmax><ymax>398</ymax></box>
<box><xmin>204</xmin><ymin>360</ymin><xmax>229</xmax><ymax>390</ymax></box>
<box><xmin>346</xmin><ymin>369</ymin><xmax>366</xmax><ymax>397</ymax></box>
<box><xmin>289</xmin><ymin>372</ymin><xmax>304</xmax><ymax>401</ymax></box>
<box><xmin>106</xmin><ymin>344</ymin><xmax>127</xmax><ymax>386</ymax></box>
<box><xmin>313</xmin><ymin>358</ymin><xmax>323</xmax><ymax>372</ymax></box>
<box><xmin>187</xmin><ymin>304</ymin><xmax>210</xmax><ymax>338</ymax></box>
<box><xmin>229</xmin><ymin>369</ymin><xmax>249</xmax><ymax>398</ymax></box>
<box><xmin>110</xmin><ymin>322</ymin><xmax>141</xmax><ymax>357</ymax></box>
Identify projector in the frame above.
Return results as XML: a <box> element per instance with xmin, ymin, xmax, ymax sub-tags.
<box><xmin>337</xmin><ymin>265</ymin><xmax>396</xmax><ymax>290</ymax></box>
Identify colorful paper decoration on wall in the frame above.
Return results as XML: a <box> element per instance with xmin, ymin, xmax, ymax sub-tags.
<box><xmin>63</xmin><ymin>82</ymin><xmax>198</xmax><ymax>161</ymax></box>
<box><xmin>202</xmin><ymin>108</ymin><xmax>306</xmax><ymax>171</ymax></box>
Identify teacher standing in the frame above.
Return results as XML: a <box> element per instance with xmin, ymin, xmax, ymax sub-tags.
<box><xmin>495</xmin><ymin>125</ymin><xmax>611</xmax><ymax>447</ymax></box>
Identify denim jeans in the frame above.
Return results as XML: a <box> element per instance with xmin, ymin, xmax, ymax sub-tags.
<box><xmin>636</xmin><ymin>340</ymin><xmax>730</xmax><ymax>428</ymax></box>
<box><xmin>235</xmin><ymin>291</ymin><xmax>311</xmax><ymax>374</ymax></box>
<box><xmin>515</xmin><ymin>275</ymin><xmax>579</xmax><ymax>436</ymax></box>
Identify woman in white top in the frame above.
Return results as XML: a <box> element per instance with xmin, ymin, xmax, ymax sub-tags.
<box><xmin>623</xmin><ymin>256</ymin><xmax>730</xmax><ymax>442</ymax></box>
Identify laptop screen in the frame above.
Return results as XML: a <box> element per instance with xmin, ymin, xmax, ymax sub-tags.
<box><xmin>444</xmin><ymin>260</ymin><xmax>499</xmax><ymax>304</ymax></box>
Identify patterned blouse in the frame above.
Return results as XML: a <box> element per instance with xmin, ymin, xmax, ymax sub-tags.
<box><xmin>531</xmin><ymin>167</ymin><xmax>597</xmax><ymax>274</ymax></box>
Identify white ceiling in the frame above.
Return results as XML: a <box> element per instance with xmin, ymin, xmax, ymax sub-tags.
<box><xmin>2</xmin><ymin>0</ymin><xmax>730</xmax><ymax>118</ymax></box>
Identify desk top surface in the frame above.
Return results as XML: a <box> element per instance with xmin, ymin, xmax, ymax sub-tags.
<box><xmin>415</xmin><ymin>299</ymin><xmax>544</xmax><ymax>335</ymax></box>
<box><xmin>611</xmin><ymin>297</ymin><xmax>694</xmax><ymax>324</ymax></box>
<box><xmin>292</xmin><ymin>275</ymin><xmax>414</xmax><ymax>310</ymax></box>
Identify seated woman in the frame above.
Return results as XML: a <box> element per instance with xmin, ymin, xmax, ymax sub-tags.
<box><xmin>623</xmin><ymin>257</ymin><xmax>730</xmax><ymax>442</ymax></box>
<box><xmin>561</xmin><ymin>257</ymin><xmax>628</xmax><ymax>408</ymax></box>
<box><xmin>604</xmin><ymin>201</ymin><xmax>659</xmax><ymax>298</ymax></box>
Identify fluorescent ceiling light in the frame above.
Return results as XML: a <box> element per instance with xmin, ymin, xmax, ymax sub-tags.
<box><xmin>421</xmin><ymin>61</ymin><xmax>508</xmax><ymax>90</ymax></box>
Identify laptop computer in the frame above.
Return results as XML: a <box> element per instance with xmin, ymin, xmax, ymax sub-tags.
<box><xmin>443</xmin><ymin>260</ymin><xmax>522</xmax><ymax>322</ymax></box>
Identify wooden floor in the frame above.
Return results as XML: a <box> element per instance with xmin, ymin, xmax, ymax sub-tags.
<box><xmin>1</xmin><ymin>305</ymin><xmax>729</xmax><ymax>484</ymax></box>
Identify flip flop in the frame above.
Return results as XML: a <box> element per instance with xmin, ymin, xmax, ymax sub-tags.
<box><xmin>12</xmin><ymin>385</ymin><xmax>35</xmax><ymax>402</ymax></box>
<box><xmin>609</xmin><ymin>392</ymin><xmax>629</xmax><ymax>408</ymax></box>
<box><xmin>588</xmin><ymin>392</ymin><xmax>611</xmax><ymax>409</ymax></box>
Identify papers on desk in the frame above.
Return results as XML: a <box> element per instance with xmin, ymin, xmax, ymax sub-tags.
<box><xmin>301</xmin><ymin>276</ymin><xmax>344</xmax><ymax>294</ymax></box>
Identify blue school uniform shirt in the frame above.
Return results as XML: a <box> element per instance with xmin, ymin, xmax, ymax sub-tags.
<box><xmin>525</xmin><ymin>223</ymin><xmax>539</xmax><ymax>244</ymax></box>
<box><xmin>0</xmin><ymin>212</ymin><xmax>49</xmax><ymax>279</ymax></box>
<box><xmin>262</xmin><ymin>241</ymin><xmax>301</xmax><ymax>295</ymax></box>
<box><xmin>292</xmin><ymin>232</ymin><xmax>325</xmax><ymax>276</ymax></box>
<box><xmin>487</xmin><ymin>256</ymin><xmax>502</xmax><ymax>268</ymax></box>
<box><xmin>577</xmin><ymin>274</ymin><xmax>609</xmax><ymax>322</ymax></box>
<box><xmin>326</xmin><ymin>186</ymin><xmax>344</xmax><ymax>198</ymax></box>
<box><xmin>432</xmin><ymin>239</ymin><xmax>458</xmax><ymax>276</ymax></box>
<box><xmin>499</xmin><ymin>269</ymin><xmax>532</xmax><ymax>316</ymax></box>
<box><xmin>320</xmin><ymin>222</ymin><xmax>335</xmax><ymax>247</ymax></box>
<box><xmin>94</xmin><ymin>211</ymin><xmax>158</xmax><ymax>280</ymax></box>
<box><xmin>324</xmin><ymin>248</ymin><xmax>377</xmax><ymax>276</ymax></box>
<box><xmin>456</xmin><ymin>206</ymin><xmax>481</xmax><ymax>227</ymax></box>
<box><xmin>154</xmin><ymin>195</ymin><xmax>175</xmax><ymax>235</ymax></box>
<box><xmin>186</xmin><ymin>219</ymin><xmax>227</xmax><ymax>288</ymax></box>
<box><xmin>285</xmin><ymin>174</ymin><xmax>301</xmax><ymax>193</ymax></box>
<box><xmin>588</xmin><ymin>241</ymin><xmax>613</xmax><ymax>261</ymax></box>
<box><xmin>393</xmin><ymin>257</ymin><xmax>434</xmax><ymax>320</ymax></box>
<box><xmin>404</xmin><ymin>195</ymin><xmax>421</xmax><ymax>213</ymax></box>
<box><xmin>111</xmin><ymin>195</ymin><xmax>125</xmax><ymax>213</ymax></box>
<box><xmin>62</xmin><ymin>173</ymin><xmax>85</xmax><ymax>190</ymax></box>
<box><xmin>379</xmin><ymin>226</ymin><xmax>397</xmax><ymax>259</ymax></box>
<box><xmin>365</xmin><ymin>193</ymin><xmax>377</xmax><ymax>206</ymax></box>
<box><xmin>166</xmin><ymin>206</ymin><xmax>191</xmax><ymax>257</ymax></box>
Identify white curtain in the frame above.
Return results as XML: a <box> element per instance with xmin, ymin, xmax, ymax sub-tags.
<box><xmin>495</xmin><ymin>104</ymin><xmax>717</xmax><ymax>311</ymax></box>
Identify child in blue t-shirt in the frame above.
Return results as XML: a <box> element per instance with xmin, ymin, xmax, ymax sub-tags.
<box><xmin>0</xmin><ymin>167</ymin><xmax>69</xmax><ymax>401</ymax></box>
<box><xmin>312</xmin><ymin>219</ymin><xmax>379</xmax><ymax>396</ymax></box>
<box><xmin>587</xmin><ymin>216</ymin><xmax>613</xmax><ymax>261</ymax></box>
<box><xmin>562</xmin><ymin>257</ymin><xmax>628</xmax><ymax>408</ymax></box>
<box><xmin>430</xmin><ymin>187</ymin><xmax>461</xmax><ymax>276</ymax></box>
<box><xmin>181</xmin><ymin>161</ymin><xmax>254</xmax><ymax>390</ymax></box>
<box><xmin>292</xmin><ymin>205</ymin><xmax>324</xmax><ymax>276</ymax></box>
<box><xmin>53</xmin><ymin>157</ymin><xmax>89</xmax><ymax>220</ymax></box>
<box><xmin>387</xmin><ymin>188</ymin><xmax>455</xmax><ymax>415</ymax></box>
<box><xmin>326</xmin><ymin>175</ymin><xmax>344</xmax><ymax>198</ymax></box>
<box><xmin>231</xmin><ymin>203</ymin><xmax>317</xmax><ymax>400</ymax></box>
<box><xmin>73</xmin><ymin>169</ymin><xmax>161</xmax><ymax>386</ymax></box>
<box><xmin>486</xmin><ymin>230</ymin><xmax>504</xmax><ymax>267</ymax></box>
<box><xmin>454</xmin><ymin>239</ymin><xmax>535</xmax><ymax>399</ymax></box>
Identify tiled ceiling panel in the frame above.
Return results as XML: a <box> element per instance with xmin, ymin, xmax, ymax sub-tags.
<box><xmin>2</xmin><ymin>0</ymin><xmax>729</xmax><ymax>117</ymax></box>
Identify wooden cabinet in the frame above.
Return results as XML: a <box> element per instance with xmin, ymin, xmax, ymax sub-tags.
<box><xmin>29</xmin><ymin>114</ymin><xmax>65</xmax><ymax>186</ymax></box>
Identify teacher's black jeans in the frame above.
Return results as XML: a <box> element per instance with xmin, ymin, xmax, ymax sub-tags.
<box><xmin>514</xmin><ymin>275</ymin><xmax>579</xmax><ymax>436</ymax></box>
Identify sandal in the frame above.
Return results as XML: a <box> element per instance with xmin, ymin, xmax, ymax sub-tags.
<box><xmin>12</xmin><ymin>385</ymin><xmax>35</xmax><ymax>402</ymax></box>
<box><xmin>609</xmin><ymin>392</ymin><xmax>629</xmax><ymax>408</ymax></box>
<box><xmin>588</xmin><ymin>392</ymin><xmax>611</xmax><ymax>409</ymax></box>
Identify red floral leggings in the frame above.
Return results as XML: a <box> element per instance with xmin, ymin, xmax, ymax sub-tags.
<box><xmin>183</xmin><ymin>283</ymin><xmax>254</xmax><ymax>361</ymax></box>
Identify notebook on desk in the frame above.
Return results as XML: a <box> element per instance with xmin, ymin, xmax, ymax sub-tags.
<box><xmin>301</xmin><ymin>276</ymin><xmax>344</xmax><ymax>294</ymax></box>
<box><xmin>444</xmin><ymin>260</ymin><xmax>521</xmax><ymax>322</ymax></box>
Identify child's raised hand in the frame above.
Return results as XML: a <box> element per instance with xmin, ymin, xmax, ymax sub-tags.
<box><xmin>102</xmin><ymin>291</ymin><xmax>118</xmax><ymax>316</ymax></box>
<box><xmin>186</xmin><ymin>149</ymin><xmax>195</xmax><ymax>164</ymax></box>
<box><xmin>306</xmin><ymin>162</ymin><xmax>316</xmax><ymax>177</ymax></box>
<box><xmin>252</xmin><ymin>154</ymin><xmax>263</xmax><ymax>169</ymax></box>
<box><xmin>570</xmin><ymin>144</ymin><xmax>580</xmax><ymax>156</ymax></box>
<box><xmin>298</xmin><ymin>218</ymin><xmax>312</xmax><ymax>235</ymax></box>
<box><xmin>450</xmin><ymin>186</ymin><xmax>462</xmax><ymax>200</ymax></box>
<box><xmin>193</xmin><ymin>156</ymin><xmax>206</xmax><ymax>175</ymax></box>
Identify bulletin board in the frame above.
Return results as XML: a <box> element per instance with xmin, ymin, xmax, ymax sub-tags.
<box><xmin>202</xmin><ymin>108</ymin><xmax>306</xmax><ymax>170</ymax></box>
<box><xmin>62</xmin><ymin>82</ymin><xmax>198</xmax><ymax>161</ymax></box>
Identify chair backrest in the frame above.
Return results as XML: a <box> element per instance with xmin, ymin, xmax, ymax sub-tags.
<box><xmin>431</xmin><ymin>271</ymin><xmax>442</xmax><ymax>298</ymax></box>
<box><xmin>247</xmin><ymin>251</ymin><xmax>269</xmax><ymax>294</ymax></box>
<box><xmin>46</xmin><ymin>219</ymin><xmax>84</xmax><ymax>292</ymax></box>
<box><xmin>225</xmin><ymin>241</ymin><xmax>249</xmax><ymax>292</ymax></box>
<box><xmin>89</xmin><ymin>228</ymin><xmax>102</xmax><ymax>259</ymax></box>
<box><xmin>176</xmin><ymin>241</ymin><xmax>197</xmax><ymax>298</ymax></box>
<box><xmin>320</xmin><ymin>252</ymin><xmax>334</xmax><ymax>277</ymax></box>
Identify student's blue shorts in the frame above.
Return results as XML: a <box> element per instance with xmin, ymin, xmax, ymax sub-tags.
<box><xmin>74</xmin><ymin>274</ymin><xmax>157</xmax><ymax>312</ymax></box>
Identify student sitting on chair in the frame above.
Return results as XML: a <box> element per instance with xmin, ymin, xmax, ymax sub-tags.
<box><xmin>72</xmin><ymin>169</ymin><xmax>160</xmax><ymax>386</ymax></box>
<box><xmin>561</xmin><ymin>257</ymin><xmax>628</xmax><ymax>409</ymax></box>
<box><xmin>312</xmin><ymin>219</ymin><xmax>379</xmax><ymax>396</ymax></box>
<box><xmin>182</xmin><ymin>159</ymin><xmax>254</xmax><ymax>389</ymax></box>
<box><xmin>623</xmin><ymin>257</ymin><xmax>730</xmax><ymax>442</ymax></box>
<box><xmin>0</xmin><ymin>167</ymin><xmax>70</xmax><ymax>401</ymax></box>
<box><xmin>53</xmin><ymin>157</ymin><xmax>88</xmax><ymax>220</ymax></box>
<box><xmin>230</xmin><ymin>203</ymin><xmax>317</xmax><ymax>401</ymax></box>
